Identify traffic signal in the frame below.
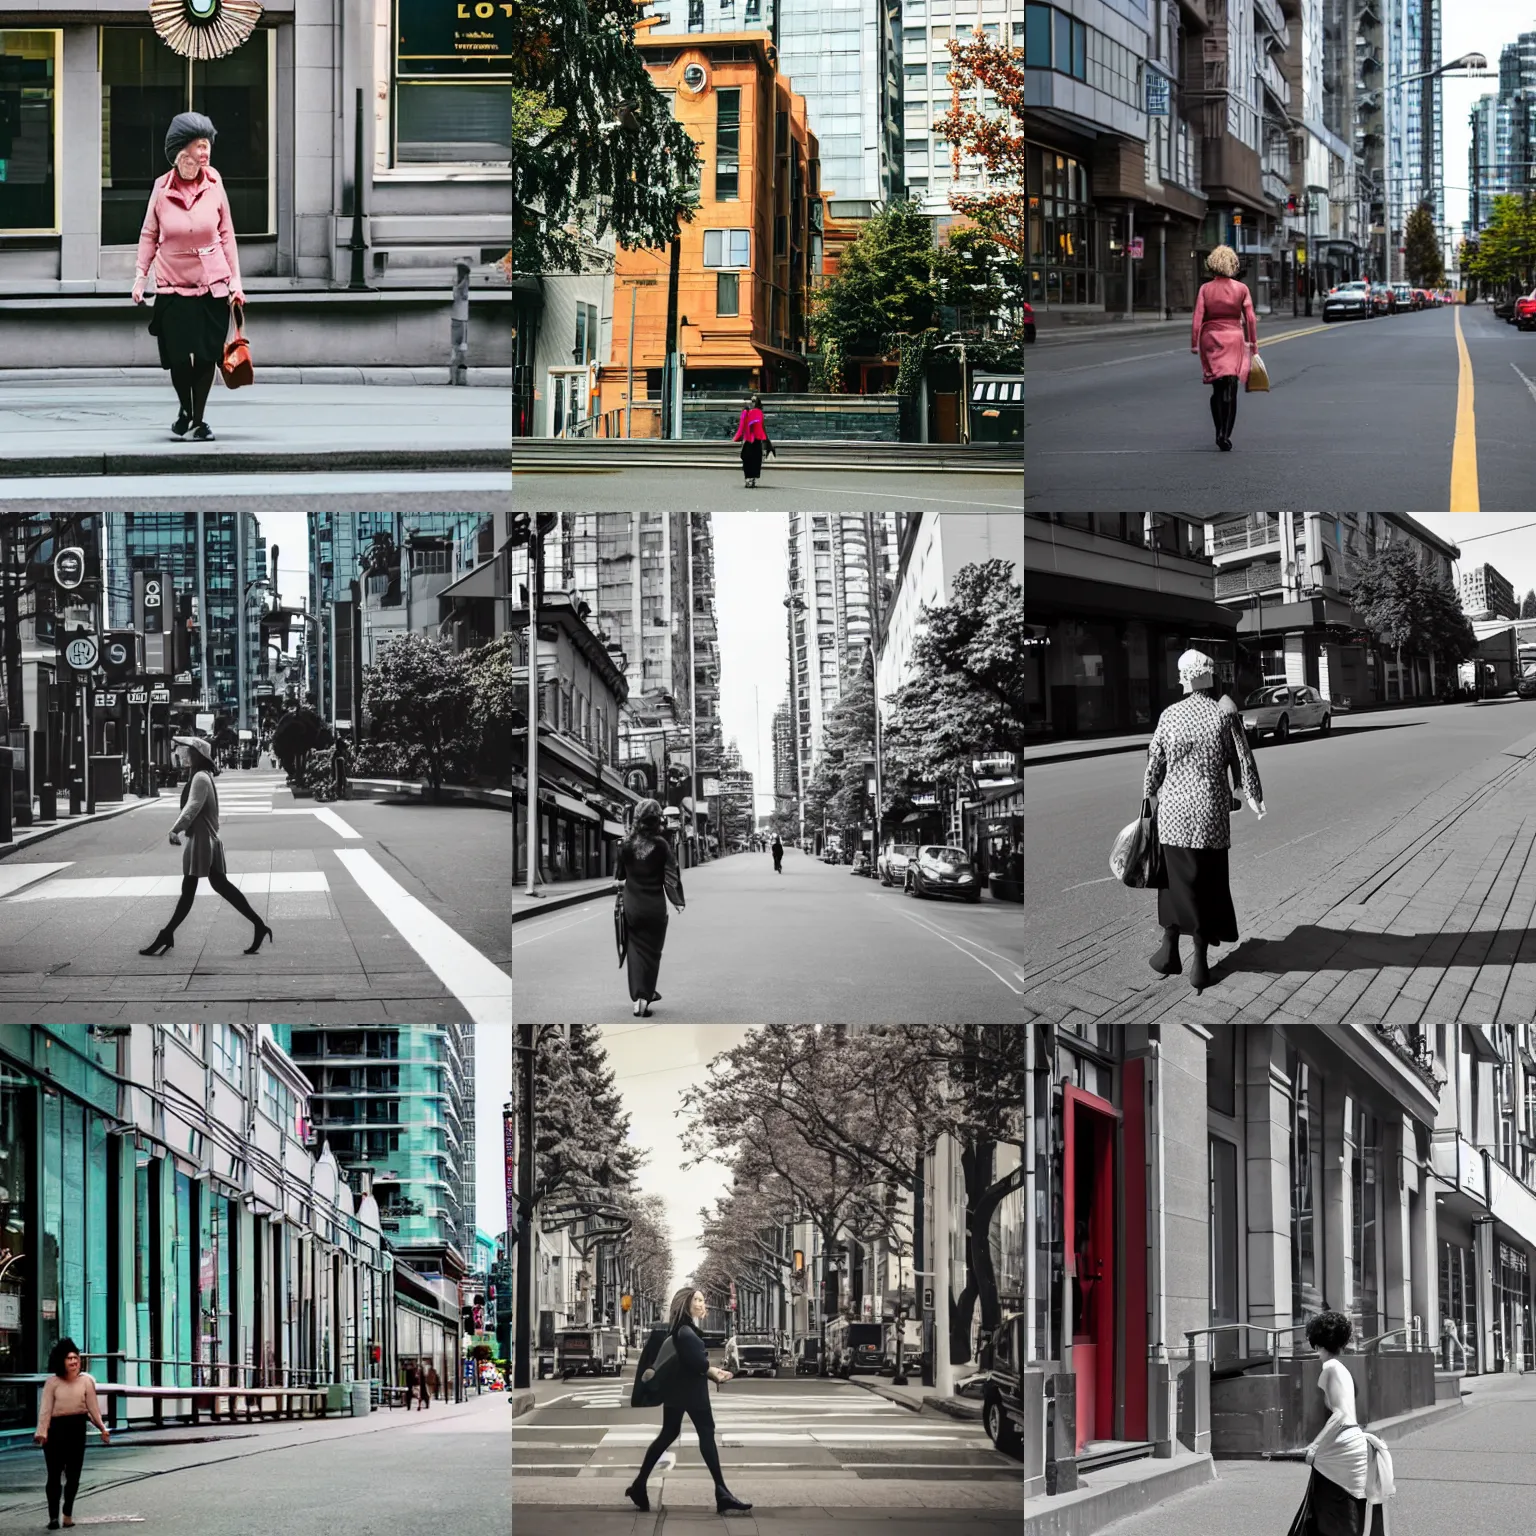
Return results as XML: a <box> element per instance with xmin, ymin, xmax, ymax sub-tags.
<box><xmin>101</xmin><ymin>631</ymin><xmax>138</xmax><ymax>684</ymax></box>
<box><xmin>1286</xmin><ymin>195</ymin><xmax>1297</xmax><ymax>214</ymax></box>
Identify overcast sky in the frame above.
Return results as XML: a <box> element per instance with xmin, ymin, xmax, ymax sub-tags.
<box><xmin>711</xmin><ymin>513</ymin><xmax>791</xmax><ymax>819</ymax></box>
<box><xmin>601</xmin><ymin>1024</ymin><xmax>754</xmax><ymax>1293</ymax></box>
<box><xmin>1442</xmin><ymin>1</ymin><xmax>1527</xmax><ymax>241</ymax></box>
<box><xmin>477</xmin><ymin>1026</ymin><xmax>514</xmax><ymax>1239</ymax></box>
<box><xmin>250</xmin><ymin>510</ymin><xmax>311</xmax><ymax>626</ymax></box>
<box><xmin>1417</xmin><ymin>513</ymin><xmax>1536</xmax><ymax>600</ymax></box>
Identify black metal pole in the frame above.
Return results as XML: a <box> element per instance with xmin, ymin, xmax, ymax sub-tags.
<box><xmin>513</xmin><ymin>1023</ymin><xmax>536</xmax><ymax>1390</ymax></box>
<box><xmin>347</xmin><ymin>86</ymin><xmax>369</xmax><ymax>292</ymax></box>
<box><xmin>663</xmin><ymin>236</ymin><xmax>681</xmax><ymax>439</ymax></box>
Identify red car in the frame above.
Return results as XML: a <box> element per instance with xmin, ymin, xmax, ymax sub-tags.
<box><xmin>1023</xmin><ymin>300</ymin><xmax>1036</xmax><ymax>343</ymax></box>
<box><xmin>1516</xmin><ymin>292</ymin><xmax>1536</xmax><ymax>331</ymax></box>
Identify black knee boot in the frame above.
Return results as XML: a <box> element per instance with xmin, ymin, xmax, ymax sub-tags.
<box><xmin>1223</xmin><ymin>378</ymin><xmax>1239</xmax><ymax>442</ymax></box>
<box><xmin>1210</xmin><ymin>386</ymin><xmax>1223</xmax><ymax>444</ymax></box>
<box><xmin>1150</xmin><ymin>924</ymin><xmax>1182</xmax><ymax>976</ymax></box>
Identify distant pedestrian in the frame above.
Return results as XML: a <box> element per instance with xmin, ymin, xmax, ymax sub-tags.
<box><xmin>771</xmin><ymin>835</ymin><xmax>783</xmax><ymax>873</ymax></box>
<box><xmin>1191</xmin><ymin>244</ymin><xmax>1258</xmax><ymax>451</ymax></box>
<box><xmin>1289</xmin><ymin>1310</ymin><xmax>1393</xmax><ymax>1535</ymax></box>
<box><xmin>417</xmin><ymin>1361</ymin><xmax>431</xmax><ymax>1410</ymax></box>
<box><xmin>426</xmin><ymin>1365</ymin><xmax>441</xmax><ymax>1403</ymax></box>
<box><xmin>131</xmin><ymin>112</ymin><xmax>246</xmax><ymax>442</ymax></box>
<box><xmin>1141</xmin><ymin>650</ymin><xmax>1265</xmax><ymax>996</ymax></box>
<box><xmin>612</xmin><ymin>798</ymin><xmax>685</xmax><ymax>1017</ymax></box>
<box><xmin>34</xmin><ymin>1337</ymin><xmax>110</xmax><ymax>1531</ymax></box>
<box><xmin>625</xmin><ymin>1288</ymin><xmax>752</xmax><ymax>1516</ymax></box>
<box><xmin>731</xmin><ymin>393</ymin><xmax>776</xmax><ymax>488</ymax></box>
<box><xmin>138</xmin><ymin>735</ymin><xmax>273</xmax><ymax>957</ymax></box>
<box><xmin>404</xmin><ymin>1362</ymin><xmax>419</xmax><ymax>1407</ymax></box>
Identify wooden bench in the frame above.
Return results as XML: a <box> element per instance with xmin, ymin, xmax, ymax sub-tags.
<box><xmin>376</xmin><ymin>1384</ymin><xmax>413</xmax><ymax>1410</ymax></box>
<box><xmin>93</xmin><ymin>1383</ymin><xmax>331</xmax><ymax>1423</ymax></box>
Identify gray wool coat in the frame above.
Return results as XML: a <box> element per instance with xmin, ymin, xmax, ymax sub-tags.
<box><xmin>169</xmin><ymin>768</ymin><xmax>224</xmax><ymax>878</ymax></box>
<box><xmin>1142</xmin><ymin>692</ymin><xmax>1263</xmax><ymax>850</ymax></box>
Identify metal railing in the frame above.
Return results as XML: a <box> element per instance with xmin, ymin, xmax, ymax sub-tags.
<box><xmin>1185</xmin><ymin>1322</ymin><xmax>1318</xmax><ymax>1373</ymax></box>
<box><xmin>1359</xmin><ymin>1322</ymin><xmax>1426</xmax><ymax>1354</ymax></box>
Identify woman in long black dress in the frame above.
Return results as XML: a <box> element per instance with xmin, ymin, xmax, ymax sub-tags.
<box><xmin>1141</xmin><ymin>649</ymin><xmax>1265</xmax><ymax>995</ymax></box>
<box><xmin>613</xmin><ymin>798</ymin><xmax>685</xmax><ymax>1016</ymax></box>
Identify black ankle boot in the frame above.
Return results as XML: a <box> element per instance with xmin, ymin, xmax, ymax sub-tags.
<box><xmin>716</xmin><ymin>1488</ymin><xmax>753</xmax><ymax>1513</ymax></box>
<box><xmin>624</xmin><ymin>1480</ymin><xmax>649</xmax><ymax>1511</ymax></box>
<box><xmin>1149</xmin><ymin>926</ymin><xmax>1182</xmax><ymax>976</ymax></box>
<box><xmin>1189</xmin><ymin>939</ymin><xmax>1211</xmax><ymax>995</ymax></box>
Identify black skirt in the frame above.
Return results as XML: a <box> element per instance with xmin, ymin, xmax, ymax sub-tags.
<box><xmin>741</xmin><ymin>439</ymin><xmax>764</xmax><ymax>478</ymax></box>
<box><xmin>1156</xmin><ymin>845</ymin><xmax>1238</xmax><ymax>944</ymax></box>
<box><xmin>149</xmin><ymin>292</ymin><xmax>231</xmax><ymax>368</ymax></box>
<box><xmin>1287</xmin><ymin>1467</ymin><xmax>1384</xmax><ymax>1536</ymax></box>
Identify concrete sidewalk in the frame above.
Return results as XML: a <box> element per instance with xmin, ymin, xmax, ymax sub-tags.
<box><xmin>844</xmin><ymin>1374</ymin><xmax>984</xmax><ymax>1420</ymax></box>
<box><xmin>0</xmin><ymin>792</ymin><xmax>156</xmax><ymax>860</ymax></box>
<box><xmin>513</xmin><ymin>874</ymin><xmax>618</xmax><ymax>923</ymax></box>
<box><xmin>0</xmin><ymin>381</ymin><xmax>513</xmax><ymax>475</ymax></box>
<box><xmin>1028</xmin><ymin>727</ymin><xmax>1536</xmax><ymax>1025</ymax></box>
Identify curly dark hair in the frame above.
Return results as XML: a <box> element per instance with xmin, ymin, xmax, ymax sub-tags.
<box><xmin>47</xmin><ymin>1337</ymin><xmax>83</xmax><ymax>1377</ymax></box>
<box><xmin>1306</xmin><ymin>1310</ymin><xmax>1353</xmax><ymax>1354</ymax></box>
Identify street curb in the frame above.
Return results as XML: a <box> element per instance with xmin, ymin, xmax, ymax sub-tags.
<box><xmin>1026</xmin><ymin>740</ymin><xmax>1150</xmax><ymax>767</ymax></box>
<box><xmin>1362</xmin><ymin>1394</ymin><xmax>1465</xmax><ymax>1443</ymax></box>
<box><xmin>1024</xmin><ymin>1448</ymin><xmax>1215</xmax><ymax>1536</ymax></box>
<box><xmin>843</xmin><ymin>1375</ymin><xmax>984</xmax><ymax>1419</ymax></box>
<box><xmin>512</xmin><ymin>884</ymin><xmax>615</xmax><ymax>924</ymax></box>
<box><xmin>509</xmin><ymin>1389</ymin><xmax>537</xmax><ymax>1418</ymax></box>
<box><xmin>1</xmin><ymin>447</ymin><xmax>513</xmax><ymax>477</ymax></box>
<box><xmin>0</xmin><ymin>794</ymin><xmax>157</xmax><ymax>861</ymax></box>
<box><xmin>347</xmin><ymin>778</ymin><xmax>513</xmax><ymax>811</ymax></box>
<box><xmin>1502</xmin><ymin>730</ymin><xmax>1536</xmax><ymax>758</ymax></box>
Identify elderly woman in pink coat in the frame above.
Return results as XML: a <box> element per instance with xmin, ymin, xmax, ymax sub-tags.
<box><xmin>1191</xmin><ymin>244</ymin><xmax>1258</xmax><ymax>451</ymax></box>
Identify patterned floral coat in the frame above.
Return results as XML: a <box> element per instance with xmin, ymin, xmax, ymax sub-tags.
<box><xmin>1142</xmin><ymin>692</ymin><xmax>1263</xmax><ymax>850</ymax></box>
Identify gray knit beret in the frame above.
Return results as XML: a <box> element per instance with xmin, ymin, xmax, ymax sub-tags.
<box><xmin>165</xmin><ymin>111</ymin><xmax>217</xmax><ymax>164</ymax></box>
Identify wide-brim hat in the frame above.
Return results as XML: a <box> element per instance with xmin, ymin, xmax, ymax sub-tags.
<box><xmin>172</xmin><ymin>734</ymin><xmax>214</xmax><ymax>755</ymax></box>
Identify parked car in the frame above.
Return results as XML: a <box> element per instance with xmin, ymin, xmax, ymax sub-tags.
<box><xmin>1393</xmin><ymin>283</ymin><xmax>1415</xmax><ymax>311</ymax></box>
<box><xmin>1023</xmin><ymin>299</ymin><xmax>1036</xmax><ymax>343</ymax></box>
<box><xmin>1517</xmin><ymin>668</ymin><xmax>1536</xmax><ymax>700</ymax></box>
<box><xmin>821</xmin><ymin>846</ymin><xmax>841</xmax><ymax>864</ymax></box>
<box><xmin>879</xmin><ymin>842</ymin><xmax>918</xmax><ymax>886</ymax></box>
<box><xmin>1496</xmin><ymin>294</ymin><xmax>1519</xmax><ymax>321</ymax></box>
<box><xmin>1370</xmin><ymin>283</ymin><xmax>1396</xmax><ymax>315</ymax></box>
<box><xmin>904</xmin><ymin>844</ymin><xmax>982</xmax><ymax>903</ymax></box>
<box><xmin>1323</xmin><ymin>281</ymin><xmax>1373</xmax><ymax>322</ymax></box>
<box><xmin>1240</xmin><ymin>683</ymin><xmax>1333</xmax><ymax>744</ymax></box>
<box><xmin>825</xmin><ymin>1319</ymin><xmax>887</xmax><ymax>1378</ymax></box>
<box><xmin>1516</xmin><ymin>291</ymin><xmax>1536</xmax><ymax>331</ymax></box>
<box><xmin>980</xmin><ymin>1311</ymin><xmax>1025</xmax><ymax>1460</ymax></box>
<box><xmin>725</xmin><ymin>1333</ymin><xmax>779</xmax><ymax>1378</ymax></box>
<box><xmin>556</xmin><ymin>1328</ymin><xmax>611</xmax><ymax>1379</ymax></box>
<box><xmin>851</xmin><ymin>851</ymin><xmax>873</xmax><ymax>876</ymax></box>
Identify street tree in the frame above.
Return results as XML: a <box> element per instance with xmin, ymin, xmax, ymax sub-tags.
<box><xmin>697</xmin><ymin>1176</ymin><xmax>799</xmax><ymax>1332</ymax></box>
<box><xmin>1352</xmin><ymin>543</ymin><xmax>1474</xmax><ymax>693</ymax></box>
<box><xmin>613</xmin><ymin>1191</ymin><xmax>674</xmax><ymax>1331</ymax></box>
<box><xmin>270</xmin><ymin>705</ymin><xmax>331</xmax><ymax>779</ymax></box>
<box><xmin>1524</xmin><ymin>590</ymin><xmax>1536</xmax><ymax>620</ymax></box>
<box><xmin>514</xmin><ymin>0</ymin><xmax>701</xmax><ymax>275</ymax></box>
<box><xmin>1403</xmin><ymin>202</ymin><xmax>1446</xmax><ymax>289</ymax></box>
<box><xmin>1460</xmin><ymin>195</ymin><xmax>1536</xmax><ymax>294</ymax></box>
<box><xmin>361</xmin><ymin>633</ymin><xmax>476</xmax><ymax>797</ymax></box>
<box><xmin>883</xmin><ymin>559</ymin><xmax>1027</xmax><ymax>786</ymax></box>
<box><xmin>802</xmin><ymin>664</ymin><xmax>877</xmax><ymax>843</ymax></box>
<box><xmin>461</xmin><ymin>634</ymin><xmax>516</xmax><ymax>783</ymax></box>
<box><xmin>935</xmin><ymin>32</ymin><xmax>1024</xmax><ymax>261</ymax></box>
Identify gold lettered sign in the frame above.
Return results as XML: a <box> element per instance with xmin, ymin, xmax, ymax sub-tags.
<box><xmin>396</xmin><ymin>0</ymin><xmax>512</xmax><ymax>76</ymax></box>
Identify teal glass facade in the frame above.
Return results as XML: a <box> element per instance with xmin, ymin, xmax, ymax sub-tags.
<box><xmin>104</xmin><ymin>511</ymin><xmax>267</xmax><ymax>725</ymax></box>
<box><xmin>0</xmin><ymin>1026</ymin><xmax>394</xmax><ymax>1443</ymax></box>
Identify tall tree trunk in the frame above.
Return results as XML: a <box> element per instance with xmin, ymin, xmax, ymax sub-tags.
<box><xmin>949</xmin><ymin>1142</ymin><xmax>1025</xmax><ymax>1365</ymax></box>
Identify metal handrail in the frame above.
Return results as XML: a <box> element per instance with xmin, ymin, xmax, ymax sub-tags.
<box><xmin>1359</xmin><ymin>1325</ymin><xmax>1424</xmax><ymax>1354</ymax></box>
<box><xmin>1186</xmin><ymin>1322</ymin><xmax>1320</xmax><ymax>1373</ymax></box>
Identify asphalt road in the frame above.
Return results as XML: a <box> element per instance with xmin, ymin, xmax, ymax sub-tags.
<box><xmin>1025</xmin><ymin>300</ymin><xmax>1536</xmax><ymax>511</ymax></box>
<box><xmin>0</xmin><ymin>769</ymin><xmax>511</xmax><ymax>1022</ymax></box>
<box><xmin>0</xmin><ymin>1388</ymin><xmax>510</xmax><ymax>1535</ymax></box>
<box><xmin>513</xmin><ymin>849</ymin><xmax>1026</xmax><ymax>1024</ymax></box>
<box><xmin>1024</xmin><ymin>697</ymin><xmax>1536</xmax><ymax>985</ymax></box>
<box><xmin>514</xmin><ymin>1364</ymin><xmax>1022</xmax><ymax>1535</ymax></box>
<box><xmin>1097</xmin><ymin>1375</ymin><xmax>1536</xmax><ymax>1536</ymax></box>
<box><xmin>512</xmin><ymin>467</ymin><xmax>1024</xmax><ymax>515</ymax></box>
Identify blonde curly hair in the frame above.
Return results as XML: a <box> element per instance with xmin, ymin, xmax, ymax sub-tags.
<box><xmin>1206</xmin><ymin>245</ymin><xmax>1240</xmax><ymax>278</ymax></box>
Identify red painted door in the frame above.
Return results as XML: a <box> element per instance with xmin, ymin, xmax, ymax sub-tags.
<box><xmin>1065</xmin><ymin>1085</ymin><xmax>1119</xmax><ymax>1454</ymax></box>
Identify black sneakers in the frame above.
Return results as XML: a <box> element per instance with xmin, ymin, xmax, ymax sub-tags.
<box><xmin>172</xmin><ymin>409</ymin><xmax>191</xmax><ymax>437</ymax></box>
<box><xmin>191</xmin><ymin>422</ymin><xmax>215</xmax><ymax>441</ymax></box>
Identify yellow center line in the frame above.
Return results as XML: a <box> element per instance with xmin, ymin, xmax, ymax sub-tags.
<box><xmin>1451</xmin><ymin>306</ymin><xmax>1479</xmax><ymax>511</ymax></box>
<box><xmin>1255</xmin><ymin>323</ymin><xmax>1334</xmax><ymax>347</ymax></box>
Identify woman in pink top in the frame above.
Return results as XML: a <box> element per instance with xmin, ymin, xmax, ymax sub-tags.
<box><xmin>1190</xmin><ymin>244</ymin><xmax>1258</xmax><ymax>451</ymax></box>
<box><xmin>34</xmin><ymin>1337</ymin><xmax>110</xmax><ymax>1530</ymax></box>
<box><xmin>731</xmin><ymin>393</ymin><xmax>775</xmax><ymax>488</ymax></box>
<box><xmin>131</xmin><ymin>112</ymin><xmax>246</xmax><ymax>442</ymax></box>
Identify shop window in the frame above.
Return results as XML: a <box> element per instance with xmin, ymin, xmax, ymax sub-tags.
<box><xmin>1207</xmin><ymin>1027</ymin><xmax>1236</xmax><ymax>1116</ymax></box>
<box><xmin>0</xmin><ymin>33</ymin><xmax>59</xmax><ymax>234</ymax></box>
<box><xmin>101</xmin><ymin>29</ymin><xmax>272</xmax><ymax>246</ymax></box>
<box><xmin>1288</xmin><ymin>1050</ymin><xmax>1322</xmax><ymax>1323</ymax></box>
<box><xmin>1209</xmin><ymin>1137</ymin><xmax>1240</xmax><ymax>1357</ymax></box>
<box><xmin>1352</xmin><ymin>1103</ymin><xmax>1380</xmax><ymax>1342</ymax></box>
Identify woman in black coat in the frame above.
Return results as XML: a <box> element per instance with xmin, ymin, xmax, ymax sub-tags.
<box><xmin>625</xmin><ymin>1287</ymin><xmax>752</xmax><ymax>1515</ymax></box>
<box><xmin>612</xmin><ymin>798</ymin><xmax>685</xmax><ymax>1016</ymax></box>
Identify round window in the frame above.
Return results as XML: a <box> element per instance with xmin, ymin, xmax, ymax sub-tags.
<box><xmin>682</xmin><ymin>62</ymin><xmax>707</xmax><ymax>92</ymax></box>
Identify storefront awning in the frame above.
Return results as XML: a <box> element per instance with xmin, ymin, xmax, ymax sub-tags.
<box><xmin>1465</xmin><ymin>1024</ymin><xmax>1505</xmax><ymax>1065</ymax></box>
<box><xmin>438</xmin><ymin>553</ymin><xmax>505</xmax><ymax>602</ymax></box>
<box><xmin>538</xmin><ymin>781</ymin><xmax>600</xmax><ymax>823</ymax></box>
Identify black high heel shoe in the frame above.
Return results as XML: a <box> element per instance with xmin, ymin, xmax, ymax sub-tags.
<box><xmin>244</xmin><ymin>922</ymin><xmax>274</xmax><ymax>955</ymax></box>
<box><xmin>716</xmin><ymin>1488</ymin><xmax>753</xmax><ymax>1514</ymax></box>
<box><xmin>139</xmin><ymin>931</ymin><xmax>174</xmax><ymax>957</ymax></box>
<box><xmin>623</xmin><ymin>1481</ymin><xmax>649</xmax><ymax>1512</ymax></box>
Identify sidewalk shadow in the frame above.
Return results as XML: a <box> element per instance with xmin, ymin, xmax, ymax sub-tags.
<box><xmin>1215</xmin><ymin>924</ymin><xmax>1536</xmax><ymax>978</ymax></box>
<box><xmin>1327</xmin><ymin>721</ymin><xmax>1427</xmax><ymax>736</ymax></box>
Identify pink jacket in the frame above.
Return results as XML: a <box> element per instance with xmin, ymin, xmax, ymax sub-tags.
<box><xmin>136</xmin><ymin>167</ymin><xmax>242</xmax><ymax>297</ymax></box>
<box><xmin>1191</xmin><ymin>277</ymin><xmax>1256</xmax><ymax>385</ymax></box>
<box><xmin>733</xmin><ymin>407</ymin><xmax>768</xmax><ymax>443</ymax></box>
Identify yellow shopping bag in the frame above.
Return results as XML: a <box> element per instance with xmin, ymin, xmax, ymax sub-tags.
<box><xmin>1246</xmin><ymin>351</ymin><xmax>1270</xmax><ymax>393</ymax></box>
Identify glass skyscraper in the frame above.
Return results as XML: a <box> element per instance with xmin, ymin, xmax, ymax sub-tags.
<box><xmin>269</xmin><ymin>1026</ymin><xmax>475</xmax><ymax>1279</ymax></box>
<box><xmin>104</xmin><ymin>511</ymin><xmax>266</xmax><ymax>729</ymax></box>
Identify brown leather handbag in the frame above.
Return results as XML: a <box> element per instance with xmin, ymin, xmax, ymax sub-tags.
<box><xmin>220</xmin><ymin>301</ymin><xmax>253</xmax><ymax>388</ymax></box>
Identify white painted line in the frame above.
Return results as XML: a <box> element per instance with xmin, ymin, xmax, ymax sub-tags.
<box><xmin>335</xmin><ymin>847</ymin><xmax>510</xmax><ymax>1026</ymax></box>
<box><xmin>511</xmin><ymin>908</ymin><xmax>601</xmax><ymax>947</ymax></box>
<box><xmin>10</xmin><ymin>871</ymin><xmax>329</xmax><ymax>901</ymax></box>
<box><xmin>0</xmin><ymin>862</ymin><xmax>72</xmax><ymax>898</ymax></box>
<box><xmin>594</xmin><ymin>1431</ymin><xmax>969</xmax><ymax>1444</ymax></box>
<box><xmin>885</xmin><ymin>908</ymin><xmax>1023</xmax><ymax>995</ymax></box>
<box><xmin>310</xmin><ymin>807</ymin><xmax>361</xmax><ymax>839</ymax></box>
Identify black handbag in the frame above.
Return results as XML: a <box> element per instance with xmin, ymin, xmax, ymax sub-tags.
<box><xmin>630</xmin><ymin>1332</ymin><xmax>679</xmax><ymax>1408</ymax></box>
<box><xmin>614</xmin><ymin>890</ymin><xmax>628</xmax><ymax>968</ymax></box>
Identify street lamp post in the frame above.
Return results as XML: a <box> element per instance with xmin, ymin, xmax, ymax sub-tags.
<box><xmin>783</xmin><ymin>593</ymin><xmax>806</xmax><ymax>850</ymax></box>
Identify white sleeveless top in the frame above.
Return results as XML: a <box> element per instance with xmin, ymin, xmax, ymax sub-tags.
<box><xmin>1311</xmin><ymin>1358</ymin><xmax>1367</xmax><ymax>1498</ymax></box>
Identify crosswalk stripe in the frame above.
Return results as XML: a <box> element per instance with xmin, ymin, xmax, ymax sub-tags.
<box><xmin>0</xmin><ymin>862</ymin><xmax>72</xmax><ymax>898</ymax></box>
<box><xmin>9</xmin><ymin>872</ymin><xmax>330</xmax><ymax>900</ymax></box>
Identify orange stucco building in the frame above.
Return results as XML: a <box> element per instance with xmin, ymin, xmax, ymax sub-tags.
<box><xmin>597</xmin><ymin>34</ymin><xmax>829</xmax><ymax>424</ymax></box>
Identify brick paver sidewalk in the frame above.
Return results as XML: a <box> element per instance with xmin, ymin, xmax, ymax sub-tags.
<box><xmin>1027</xmin><ymin>735</ymin><xmax>1536</xmax><ymax>1026</ymax></box>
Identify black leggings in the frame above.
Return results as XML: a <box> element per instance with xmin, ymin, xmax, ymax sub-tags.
<box><xmin>43</xmin><ymin>1413</ymin><xmax>88</xmax><ymax>1521</ymax></box>
<box><xmin>1209</xmin><ymin>375</ymin><xmax>1239</xmax><ymax>438</ymax></box>
<box><xmin>169</xmin><ymin>357</ymin><xmax>217</xmax><ymax>422</ymax></box>
<box><xmin>636</xmin><ymin>1396</ymin><xmax>725</xmax><ymax>1489</ymax></box>
<box><xmin>160</xmin><ymin>867</ymin><xmax>264</xmax><ymax>936</ymax></box>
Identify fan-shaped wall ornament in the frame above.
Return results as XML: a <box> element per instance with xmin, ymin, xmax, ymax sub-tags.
<box><xmin>149</xmin><ymin>0</ymin><xmax>263</xmax><ymax>60</ymax></box>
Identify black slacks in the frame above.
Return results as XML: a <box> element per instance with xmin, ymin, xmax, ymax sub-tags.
<box><xmin>636</xmin><ymin>1392</ymin><xmax>725</xmax><ymax>1487</ymax></box>
<box><xmin>43</xmin><ymin>1413</ymin><xmax>88</xmax><ymax>1520</ymax></box>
